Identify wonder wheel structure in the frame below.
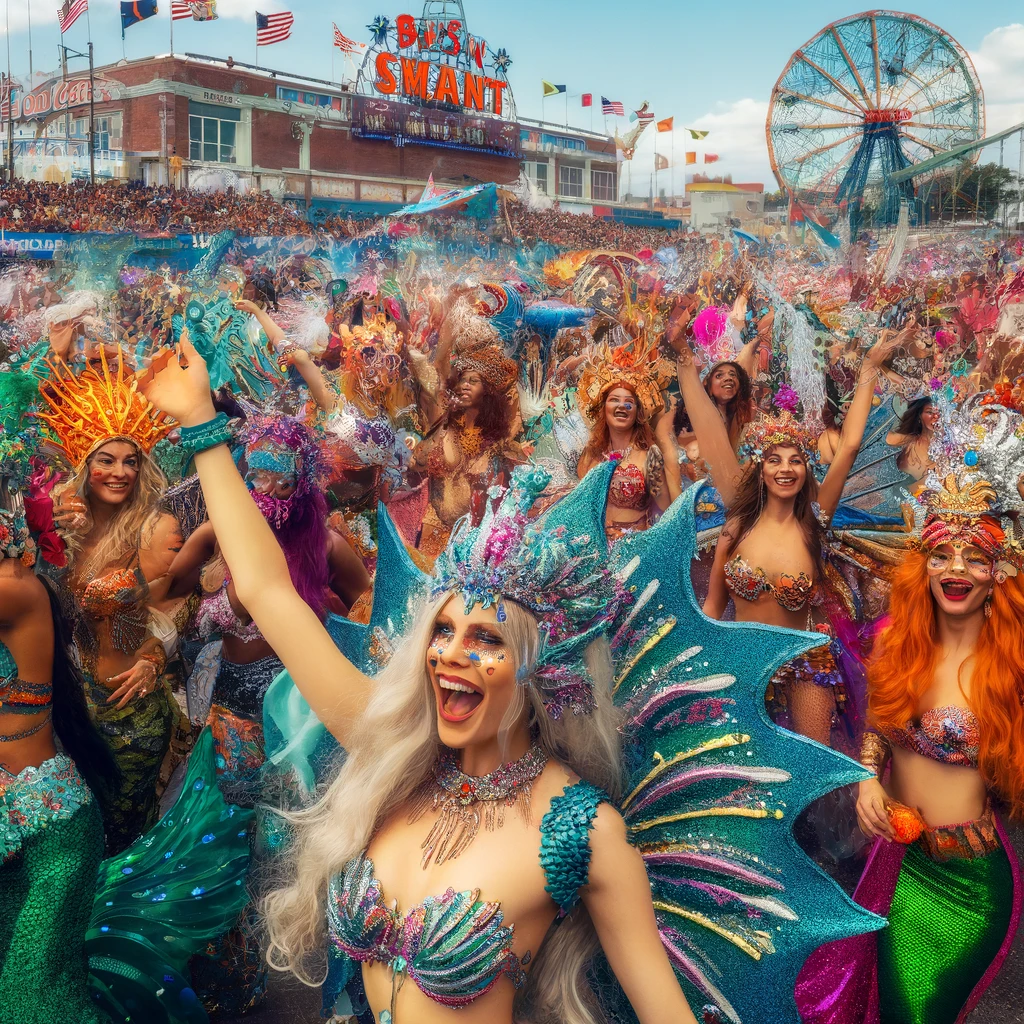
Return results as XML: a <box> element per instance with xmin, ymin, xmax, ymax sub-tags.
<box><xmin>767</xmin><ymin>11</ymin><xmax>984</xmax><ymax>223</ymax></box>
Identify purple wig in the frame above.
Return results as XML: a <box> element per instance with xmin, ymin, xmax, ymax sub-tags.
<box><xmin>241</xmin><ymin>415</ymin><xmax>330</xmax><ymax>620</ymax></box>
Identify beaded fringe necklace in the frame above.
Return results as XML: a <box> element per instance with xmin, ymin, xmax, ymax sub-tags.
<box><xmin>408</xmin><ymin>744</ymin><xmax>548</xmax><ymax>869</ymax></box>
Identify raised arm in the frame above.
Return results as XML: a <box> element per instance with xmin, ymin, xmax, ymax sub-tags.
<box><xmin>234</xmin><ymin>298</ymin><xmax>286</xmax><ymax>347</ymax></box>
<box><xmin>154</xmin><ymin>520</ymin><xmax>217</xmax><ymax>601</ymax></box>
<box><xmin>816</xmin><ymin>335</ymin><xmax>897</xmax><ymax>519</ymax></box>
<box><xmin>139</xmin><ymin>341</ymin><xmax>372</xmax><ymax>748</ymax></box>
<box><xmin>674</xmin><ymin>348</ymin><xmax>743</xmax><ymax>507</ymax></box>
<box><xmin>287</xmin><ymin>349</ymin><xmax>337</xmax><ymax>414</ymax></box>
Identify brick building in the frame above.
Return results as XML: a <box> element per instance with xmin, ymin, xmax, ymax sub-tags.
<box><xmin>8</xmin><ymin>53</ymin><xmax>524</xmax><ymax>214</ymax></box>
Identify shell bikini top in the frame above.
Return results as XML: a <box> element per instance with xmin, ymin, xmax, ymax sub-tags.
<box><xmin>0</xmin><ymin>638</ymin><xmax>52</xmax><ymax>741</ymax></box>
<box><xmin>883</xmin><ymin>705</ymin><xmax>980</xmax><ymax>769</ymax></box>
<box><xmin>608</xmin><ymin>461</ymin><xmax>650</xmax><ymax>512</ymax></box>
<box><xmin>197</xmin><ymin>580</ymin><xmax>263</xmax><ymax>644</ymax></box>
<box><xmin>724</xmin><ymin>554</ymin><xmax>815</xmax><ymax>613</ymax></box>
<box><xmin>326</xmin><ymin>779</ymin><xmax>607</xmax><ymax>1013</ymax></box>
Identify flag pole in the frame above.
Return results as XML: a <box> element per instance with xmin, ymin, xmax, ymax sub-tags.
<box><xmin>169</xmin><ymin>4</ymin><xmax>174</xmax><ymax>57</ymax></box>
<box><xmin>26</xmin><ymin>0</ymin><xmax>32</xmax><ymax>83</ymax></box>
<box><xmin>654</xmin><ymin>131</ymin><xmax>658</xmax><ymax>206</ymax></box>
<box><xmin>564</xmin><ymin>89</ymin><xmax>567</xmax><ymax>128</ymax></box>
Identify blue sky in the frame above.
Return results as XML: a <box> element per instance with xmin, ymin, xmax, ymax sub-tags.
<box><xmin>6</xmin><ymin>0</ymin><xmax>1024</xmax><ymax>189</ymax></box>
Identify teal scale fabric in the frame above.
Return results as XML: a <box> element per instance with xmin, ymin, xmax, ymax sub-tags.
<box><xmin>539</xmin><ymin>779</ymin><xmax>609</xmax><ymax>915</ymax></box>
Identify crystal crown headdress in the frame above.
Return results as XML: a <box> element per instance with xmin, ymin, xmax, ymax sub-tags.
<box><xmin>919</xmin><ymin>394</ymin><xmax>1024</xmax><ymax>573</ymax></box>
<box><xmin>738</xmin><ymin>412</ymin><xmax>818</xmax><ymax>465</ymax></box>
<box><xmin>37</xmin><ymin>348</ymin><xmax>173</xmax><ymax>466</ymax></box>
<box><xmin>431</xmin><ymin>463</ymin><xmax>628</xmax><ymax>719</ymax></box>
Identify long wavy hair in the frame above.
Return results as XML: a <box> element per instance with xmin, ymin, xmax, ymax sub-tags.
<box><xmin>43</xmin><ymin>575</ymin><xmax>121</xmax><ymax>803</ymax></box>
<box><xmin>725</xmin><ymin>445</ymin><xmax>822</xmax><ymax>564</ymax></box>
<box><xmin>584</xmin><ymin>387</ymin><xmax>656</xmax><ymax>466</ymax></box>
<box><xmin>261</xmin><ymin>594</ymin><xmax>623</xmax><ymax>1024</ymax></box>
<box><xmin>242</xmin><ymin>416</ymin><xmax>330</xmax><ymax>619</ymax></box>
<box><xmin>62</xmin><ymin>437</ymin><xmax>167</xmax><ymax>575</ymax></box>
<box><xmin>894</xmin><ymin>397</ymin><xmax>932</xmax><ymax>437</ymax></box>
<box><xmin>705</xmin><ymin>361</ymin><xmax>754</xmax><ymax>447</ymax></box>
<box><xmin>867</xmin><ymin>551</ymin><xmax>1024</xmax><ymax>818</ymax></box>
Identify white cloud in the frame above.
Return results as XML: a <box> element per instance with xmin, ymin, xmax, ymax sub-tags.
<box><xmin>626</xmin><ymin>97</ymin><xmax>775</xmax><ymax>197</ymax></box>
<box><xmin>968</xmin><ymin>24</ymin><xmax>1024</xmax><ymax>136</ymax></box>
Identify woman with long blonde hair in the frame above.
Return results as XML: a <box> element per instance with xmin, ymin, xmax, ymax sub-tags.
<box><xmin>43</xmin><ymin>351</ymin><xmax>189</xmax><ymax>853</ymax></box>
<box><xmin>141</xmin><ymin>340</ymin><xmax>699</xmax><ymax>1024</ymax></box>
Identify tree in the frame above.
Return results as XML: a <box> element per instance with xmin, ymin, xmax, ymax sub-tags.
<box><xmin>920</xmin><ymin>162</ymin><xmax>1018</xmax><ymax>222</ymax></box>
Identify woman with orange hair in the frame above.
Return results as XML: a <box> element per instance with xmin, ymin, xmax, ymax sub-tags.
<box><xmin>797</xmin><ymin>461</ymin><xmax>1024</xmax><ymax>1023</ymax></box>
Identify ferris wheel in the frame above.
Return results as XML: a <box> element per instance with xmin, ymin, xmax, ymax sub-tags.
<box><xmin>766</xmin><ymin>10</ymin><xmax>984</xmax><ymax>221</ymax></box>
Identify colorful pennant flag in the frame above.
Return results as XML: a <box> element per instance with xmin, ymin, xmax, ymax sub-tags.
<box><xmin>582</xmin><ymin>93</ymin><xmax>592</xmax><ymax>107</ymax></box>
<box><xmin>602</xmin><ymin>97</ymin><xmax>625</xmax><ymax>116</ymax></box>
<box><xmin>171</xmin><ymin>0</ymin><xmax>217</xmax><ymax>18</ymax></box>
<box><xmin>705</xmin><ymin>153</ymin><xmax>719</xmax><ymax>164</ymax></box>
<box><xmin>657</xmin><ymin>117</ymin><xmax>674</xmax><ymax>133</ymax></box>
<box><xmin>655</xmin><ymin>153</ymin><xmax>670</xmax><ymax>171</ymax></box>
<box><xmin>687</xmin><ymin>128</ymin><xmax>710</xmax><ymax>140</ymax></box>
<box><xmin>121</xmin><ymin>0</ymin><xmax>157</xmax><ymax>34</ymax></box>
<box><xmin>333</xmin><ymin>23</ymin><xmax>366</xmax><ymax>54</ymax></box>
<box><xmin>685</xmin><ymin>151</ymin><xmax>696</xmax><ymax>165</ymax></box>
<box><xmin>256</xmin><ymin>9</ymin><xmax>293</xmax><ymax>45</ymax></box>
<box><xmin>57</xmin><ymin>0</ymin><xmax>88</xmax><ymax>33</ymax></box>
<box><xmin>542</xmin><ymin>81</ymin><xmax>566</xmax><ymax>97</ymax></box>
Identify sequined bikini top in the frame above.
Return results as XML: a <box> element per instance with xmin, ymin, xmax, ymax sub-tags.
<box><xmin>883</xmin><ymin>705</ymin><xmax>980</xmax><ymax>769</ymax></box>
<box><xmin>326</xmin><ymin>779</ymin><xmax>607</xmax><ymax>1012</ymax></box>
<box><xmin>197</xmin><ymin>582</ymin><xmax>263</xmax><ymax>644</ymax></box>
<box><xmin>0</xmin><ymin>638</ymin><xmax>52</xmax><ymax>739</ymax></box>
<box><xmin>608</xmin><ymin>460</ymin><xmax>650</xmax><ymax>512</ymax></box>
<box><xmin>724</xmin><ymin>555</ymin><xmax>815</xmax><ymax>613</ymax></box>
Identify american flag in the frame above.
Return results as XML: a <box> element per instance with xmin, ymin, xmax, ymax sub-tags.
<box><xmin>256</xmin><ymin>10</ymin><xmax>294</xmax><ymax>46</ymax></box>
<box><xmin>333</xmin><ymin>24</ymin><xmax>365</xmax><ymax>54</ymax></box>
<box><xmin>601</xmin><ymin>96</ymin><xmax>624</xmax><ymax>116</ymax></box>
<box><xmin>57</xmin><ymin>0</ymin><xmax>88</xmax><ymax>33</ymax></box>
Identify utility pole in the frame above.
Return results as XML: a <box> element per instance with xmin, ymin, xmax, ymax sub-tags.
<box><xmin>88</xmin><ymin>41</ymin><xmax>95</xmax><ymax>185</ymax></box>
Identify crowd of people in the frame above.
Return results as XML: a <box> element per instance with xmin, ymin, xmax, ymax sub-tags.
<box><xmin>0</xmin><ymin>185</ymin><xmax>1022</xmax><ymax>1024</ymax></box>
<box><xmin>0</xmin><ymin>178</ymin><xmax>700</xmax><ymax>252</ymax></box>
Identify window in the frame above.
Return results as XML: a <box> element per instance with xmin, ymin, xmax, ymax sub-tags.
<box><xmin>93</xmin><ymin>113</ymin><xmax>122</xmax><ymax>152</ymax></box>
<box><xmin>535</xmin><ymin>163</ymin><xmax>548</xmax><ymax>194</ymax></box>
<box><xmin>189</xmin><ymin>102</ymin><xmax>241</xmax><ymax>164</ymax></box>
<box><xmin>558</xmin><ymin>164</ymin><xmax>583</xmax><ymax>199</ymax></box>
<box><xmin>592</xmin><ymin>168</ymin><xmax>617</xmax><ymax>202</ymax></box>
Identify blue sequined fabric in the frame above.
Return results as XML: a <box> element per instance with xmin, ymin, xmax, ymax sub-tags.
<box><xmin>327</xmin><ymin>854</ymin><xmax>524</xmax><ymax>1009</ymax></box>
<box><xmin>539</xmin><ymin>779</ymin><xmax>609</xmax><ymax>915</ymax></box>
<box><xmin>0</xmin><ymin>753</ymin><xmax>91</xmax><ymax>864</ymax></box>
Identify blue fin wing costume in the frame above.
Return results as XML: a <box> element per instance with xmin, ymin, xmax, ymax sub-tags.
<box><xmin>264</xmin><ymin>468</ymin><xmax>882</xmax><ymax>1022</ymax></box>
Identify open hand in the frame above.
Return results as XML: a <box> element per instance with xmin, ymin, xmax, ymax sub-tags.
<box><xmin>138</xmin><ymin>339</ymin><xmax>216</xmax><ymax>428</ymax></box>
<box><xmin>53</xmin><ymin>491</ymin><xmax>89</xmax><ymax>532</ymax></box>
<box><xmin>106</xmin><ymin>659</ymin><xmax>158</xmax><ymax>710</ymax></box>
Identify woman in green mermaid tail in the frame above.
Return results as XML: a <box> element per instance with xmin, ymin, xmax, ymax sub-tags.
<box><xmin>850</xmin><ymin>467</ymin><xmax>1024</xmax><ymax>1024</ymax></box>
<box><xmin>0</xmin><ymin>490</ymin><xmax>120</xmax><ymax>1024</ymax></box>
<box><xmin>43</xmin><ymin>351</ymin><xmax>191</xmax><ymax>853</ymax></box>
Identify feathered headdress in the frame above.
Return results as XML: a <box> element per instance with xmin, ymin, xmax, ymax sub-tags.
<box><xmin>432</xmin><ymin>464</ymin><xmax>628</xmax><ymax>719</ymax></box>
<box><xmin>737</xmin><ymin>413</ymin><xmax>818</xmax><ymax>465</ymax></box>
<box><xmin>577</xmin><ymin>337</ymin><xmax>666</xmax><ymax>424</ymax></box>
<box><xmin>36</xmin><ymin>349</ymin><xmax>173</xmax><ymax>466</ymax></box>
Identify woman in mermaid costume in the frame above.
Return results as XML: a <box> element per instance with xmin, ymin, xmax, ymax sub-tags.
<box><xmin>40</xmin><ymin>349</ymin><xmax>191</xmax><ymax>852</ymax></box>
<box><xmin>143</xmin><ymin>339</ymin><xmax>880</xmax><ymax>1024</ymax></box>
<box><xmin>797</xmin><ymin>398</ymin><xmax>1024</xmax><ymax>1024</ymax></box>
<box><xmin>0</xmin><ymin>423</ymin><xmax>252</xmax><ymax>1024</ymax></box>
<box><xmin>159</xmin><ymin>411</ymin><xmax>368</xmax><ymax>1016</ymax></box>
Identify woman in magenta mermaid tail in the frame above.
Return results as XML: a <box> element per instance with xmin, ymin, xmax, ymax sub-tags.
<box><xmin>796</xmin><ymin>417</ymin><xmax>1024</xmax><ymax>1024</ymax></box>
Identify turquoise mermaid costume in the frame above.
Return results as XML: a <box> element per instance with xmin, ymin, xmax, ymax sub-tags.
<box><xmin>264</xmin><ymin>464</ymin><xmax>883</xmax><ymax>1022</ymax></box>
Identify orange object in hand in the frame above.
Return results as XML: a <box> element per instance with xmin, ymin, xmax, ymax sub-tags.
<box><xmin>886</xmin><ymin>801</ymin><xmax>927</xmax><ymax>844</ymax></box>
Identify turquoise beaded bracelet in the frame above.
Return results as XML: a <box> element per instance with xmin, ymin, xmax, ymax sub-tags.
<box><xmin>178</xmin><ymin>412</ymin><xmax>234</xmax><ymax>458</ymax></box>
